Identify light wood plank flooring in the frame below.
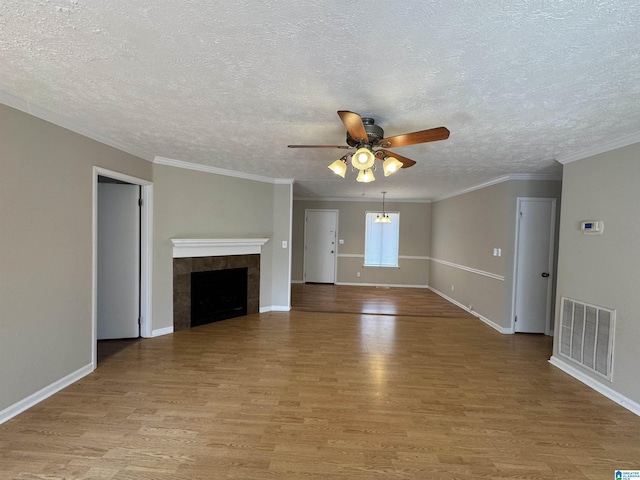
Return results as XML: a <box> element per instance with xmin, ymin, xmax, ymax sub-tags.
<box><xmin>292</xmin><ymin>283</ymin><xmax>477</xmax><ymax>318</ymax></box>
<box><xmin>1</xmin><ymin>287</ymin><xmax>639</xmax><ymax>479</ymax></box>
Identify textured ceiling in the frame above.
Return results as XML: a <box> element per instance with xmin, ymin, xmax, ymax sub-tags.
<box><xmin>1</xmin><ymin>1</ymin><xmax>640</xmax><ymax>199</ymax></box>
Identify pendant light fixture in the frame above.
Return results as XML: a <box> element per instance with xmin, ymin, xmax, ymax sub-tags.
<box><xmin>374</xmin><ymin>191</ymin><xmax>391</xmax><ymax>223</ymax></box>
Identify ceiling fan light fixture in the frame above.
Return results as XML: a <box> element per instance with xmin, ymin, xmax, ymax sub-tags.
<box><xmin>328</xmin><ymin>158</ymin><xmax>347</xmax><ymax>178</ymax></box>
<box><xmin>356</xmin><ymin>168</ymin><xmax>375</xmax><ymax>183</ymax></box>
<box><xmin>383</xmin><ymin>156</ymin><xmax>403</xmax><ymax>176</ymax></box>
<box><xmin>352</xmin><ymin>147</ymin><xmax>375</xmax><ymax>170</ymax></box>
<box><xmin>289</xmin><ymin>111</ymin><xmax>449</xmax><ymax>187</ymax></box>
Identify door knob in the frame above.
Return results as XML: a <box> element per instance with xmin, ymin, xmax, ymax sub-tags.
<box><xmin>541</xmin><ymin>272</ymin><xmax>550</xmax><ymax>278</ymax></box>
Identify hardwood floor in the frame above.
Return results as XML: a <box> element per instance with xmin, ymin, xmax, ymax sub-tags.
<box><xmin>291</xmin><ymin>283</ymin><xmax>477</xmax><ymax>318</ymax></box>
<box><xmin>97</xmin><ymin>338</ymin><xmax>141</xmax><ymax>364</ymax></box>
<box><xmin>1</xmin><ymin>287</ymin><xmax>639</xmax><ymax>479</ymax></box>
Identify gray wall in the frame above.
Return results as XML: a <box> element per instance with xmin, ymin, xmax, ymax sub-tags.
<box><xmin>430</xmin><ymin>179</ymin><xmax>561</xmax><ymax>329</ymax></box>
<box><xmin>553</xmin><ymin>143</ymin><xmax>640</xmax><ymax>406</ymax></box>
<box><xmin>430</xmin><ymin>182</ymin><xmax>509</xmax><ymax>325</ymax></box>
<box><xmin>271</xmin><ymin>183</ymin><xmax>293</xmax><ymax>308</ymax></box>
<box><xmin>0</xmin><ymin>104</ymin><xmax>293</xmax><ymax>416</ymax></box>
<box><xmin>292</xmin><ymin>199</ymin><xmax>430</xmax><ymax>287</ymax></box>
<box><xmin>0</xmin><ymin>104</ymin><xmax>152</xmax><ymax>412</ymax></box>
<box><xmin>152</xmin><ymin>164</ymin><xmax>292</xmax><ymax>331</ymax></box>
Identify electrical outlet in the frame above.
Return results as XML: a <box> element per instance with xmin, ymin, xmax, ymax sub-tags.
<box><xmin>451</xmin><ymin>285</ymin><xmax>455</xmax><ymax>291</ymax></box>
<box><xmin>357</xmin><ymin>272</ymin><xmax>361</xmax><ymax>278</ymax></box>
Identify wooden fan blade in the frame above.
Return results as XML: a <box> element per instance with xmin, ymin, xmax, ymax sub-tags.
<box><xmin>379</xmin><ymin>149</ymin><xmax>416</xmax><ymax>168</ymax></box>
<box><xmin>380</xmin><ymin>126</ymin><xmax>450</xmax><ymax>148</ymax></box>
<box><xmin>288</xmin><ymin>145</ymin><xmax>352</xmax><ymax>149</ymax></box>
<box><xmin>337</xmin><ymin>111</ymin><xmax>368</xmax><ymax>142</ymax></box>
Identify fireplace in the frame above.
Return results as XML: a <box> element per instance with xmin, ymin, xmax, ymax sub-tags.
<box><xmin>171</xmin><ymin>238</ymin><xmax>269</xmax><ymax>332</ymax></box>
<box><xmin>190</xmin><ymin>267</ymin><xmax>248</xmax><ymax>327</ymax></box>
<box><xmin>173</xmin><ymin>254</ymin><xmax>260</xmax><ymax>331</ymax></box>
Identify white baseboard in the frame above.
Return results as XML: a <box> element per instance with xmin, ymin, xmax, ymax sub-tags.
<box><xmin>336</xmin><ymin>282</ymin><xmax>429</xmax><ymax>288</ymax></box>
<box><xmin>259</xmin><ymin>305</ymin><xmax>292</xmax><ymax>313</ymax></box>
<box><xmin>429</xmin><ymin>287</ymin><xmax>512</xmax><ymax>334</ymax></box>
<box><xmin>0</xmin><ymin>363</ymin><xmax>94</xmax><ymax>425</ymax></box>
<box><xmin>152</xmin><ymin>326</ymin><xmax>174</xmax><ymax>337</ymax></box>
<box><xmin>292</xmin><ymin>281</ymin><xmax>428</xmax><ymax>288</ymax></box>
<box><xmin>549</xmin><ymin>355</ymin><xmax>640</xmax><ymax>417</ymax></box>
<box><xmin>270</xmin><ymin>305</ymin><xmax>291</xmax><ymax>312</ymax></box>
<box><xmin>477</xmin><ymin>313</ymin><xmax>512</xmax><ymax>334</ymax></box>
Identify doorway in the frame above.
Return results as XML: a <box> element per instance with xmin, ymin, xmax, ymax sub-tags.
<box><xmin>303</xmin><ymin>209</ymin><xmax>338</xmax><ymax>283</ymax></box>
<box><xmin>93</xmin><ymin>167</ymin><xmax>152</xmax><ymax>367</ymax></box>
<box><xmin>512</xmin><ymin>197</ymin><xmax>556</xmax><ymax>334</ymax></box>
<box><xmin>97</xmin><ymin>178</ymin><xmax>141</xmax><ymax>340</ymax></box>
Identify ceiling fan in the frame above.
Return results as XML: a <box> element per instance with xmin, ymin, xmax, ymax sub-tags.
<box><xmin>288</xmin><ymin>111</ymin><xmax>450</xmax><ymax>182</ymax></box>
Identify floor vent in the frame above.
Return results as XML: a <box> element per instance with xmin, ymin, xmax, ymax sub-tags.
<box><xmin>559</xmin><ymin>297</ymin><xmax>615</xmax><ymax>380</ymax></box>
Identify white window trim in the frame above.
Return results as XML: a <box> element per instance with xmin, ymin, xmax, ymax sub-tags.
<box><xmin>364</xmin><ymin>211</ymin><xmax>400</xmax><ymax>268</ymax></box>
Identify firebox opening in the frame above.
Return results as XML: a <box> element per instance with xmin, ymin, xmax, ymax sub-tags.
<box><xmin>190</xmin><ymin>267</ymin><xmax>248</xmax><ymax>327</ymax></box>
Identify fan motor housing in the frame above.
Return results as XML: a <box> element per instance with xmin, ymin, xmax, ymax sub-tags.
<box><xmin>346</xmin><ymin>117</ymin><xmax>385</xmax><ymax>147</ymax></box>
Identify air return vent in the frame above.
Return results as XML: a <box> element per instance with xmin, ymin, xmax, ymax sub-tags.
<box><xmin>559</xmin><ymin>297</ymin><xmax>615</xmax><ymax>380</ymax></box>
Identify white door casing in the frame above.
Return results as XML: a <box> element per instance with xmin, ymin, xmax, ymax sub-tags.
<box><xmin>304</xmin><ymin>209</ymin><xmax>338</xmax><ymax>283</ymax></box>
<box><xmin>513</xmin><ymin>197</ymin><xmax>556</xmax><ymax>334</ymax></box>
<box><xmin>97</xmin><ymin>182</ymin><xmax>141</xmax><ymax>340</ymax></box>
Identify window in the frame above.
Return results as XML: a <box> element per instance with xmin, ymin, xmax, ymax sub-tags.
<box><xmin>364</xmin><ymin>212</ymin><xmax>399</xmax><ymax>267</ymax></box>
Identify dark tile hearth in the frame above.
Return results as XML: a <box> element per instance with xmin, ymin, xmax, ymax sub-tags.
<box><xmin>173</xmin><ymin>254</ymin><xmax>260</xmax><ymax>331</ymax></box>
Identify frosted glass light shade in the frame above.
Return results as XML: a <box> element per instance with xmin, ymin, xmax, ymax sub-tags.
<box><xmin>356</xmin><ymin>168</ymin><xmax>375</xmax><ymax>183</ymax></box>
<box><xmin>374</xmin><ymin>214</ymin><xmax>391</xmax><ymax>223</ymax></box>
<box><xmin>351</xmin><ymin>147</ymin><xmax>375</xmax><ymax>170</ymax></box>
<box><xmin>328</xmin><ymin>159</ymin><xmax>347</xmax><ymax>178</ymax></box>
<box><xmin>383</xmin><ymin>156</ymin><xmax>403</xmax><ymax>176</ymax></box>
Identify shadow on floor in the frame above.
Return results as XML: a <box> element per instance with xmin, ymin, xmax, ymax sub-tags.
<box><xmin>97</xmin><ymin>338</ymin><xmax>140</xmax><ymax>364</ymax></box>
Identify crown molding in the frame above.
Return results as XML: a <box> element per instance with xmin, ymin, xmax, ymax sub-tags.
<box><xmin>0</xmin><ymin>91</ymin><xmax>153</xmax><ymax>161</ymax></box>
<box><xmin>274</xmin><ymin>178</ymin><xmax>295</xmax><ymax>185</ymax></box>
<box><xmin>432</xmin><ymin>173</ymin><xmax>562</xmax><ymax>202</ymax></box>
<box><xmin>294</xmin><ymin>173</ymin><xmax>561</xmax><ymax>203</ymax></box>
<box><xmin>153</xmin><ymin>156</ymin><xmax>293</xmax><ymax>185</ymax></box>
<box><xmin>556</xmin><ymin>131</ymin><xmax>640</xmax><ymax>165</ymax></box>
<box><xmin>293</xmin><ymin>196</ymin><xmax>431</xmax><ymax>203</ymax></box>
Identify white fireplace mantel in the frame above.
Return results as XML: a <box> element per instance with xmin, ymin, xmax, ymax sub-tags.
<box><xmin>171</xmin><ymin>238</ymin><xmax>269</xmax><ymax>258</ymax></box>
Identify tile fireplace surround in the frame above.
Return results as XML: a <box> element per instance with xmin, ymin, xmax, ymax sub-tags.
<box><xmin>171</xmin><ymin>239</ymin><xmax>269</xmax><ymax>331</ymax></box>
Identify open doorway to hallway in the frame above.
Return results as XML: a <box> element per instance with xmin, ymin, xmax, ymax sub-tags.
<box><xmin>93</xmin><ymin>167</ymin><xmax>153</xmax><ymax>367</ymax></box>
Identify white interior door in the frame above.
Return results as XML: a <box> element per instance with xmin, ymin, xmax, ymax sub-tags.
<box><xmin>514</xmin><ymin>198</ymin><xmax>556</xmax><ymax>333</ymax></box>
<box><xmin>304</xmin><ymin>210</ymin><xmax>337</xmax><ymax>283</ymax></box>
<box><xmin>97</xmin><ymin>183</ymin><xmax>140</xmax><ymax>339</ymax></box>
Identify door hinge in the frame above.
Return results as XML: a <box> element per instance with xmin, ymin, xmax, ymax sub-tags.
<box><xmin>138</xmin><ymin>198</ymin><xmax>143</xmax><ymax>207</ymax></box>
<box><xmin>515</xmin><ymin>315</ymin><xmax>518</xmax><ymax>322</ymax></box>
<box><xmin>138</xmin><ymin>316</ymin><xmax>142</xmax><ymax>326</ymax></box>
